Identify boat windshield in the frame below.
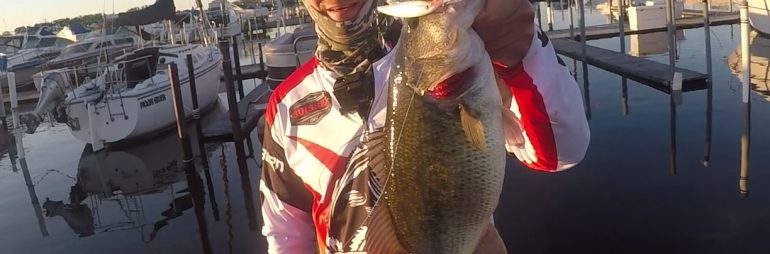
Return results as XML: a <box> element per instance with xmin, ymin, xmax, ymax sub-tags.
<box><xmin>21</xmin><ymin>37</ymin><xmax>72</xmax><ymax>49</ymax></box>
<box><xmin>0</xmin><ymin>36</ymin><xmax>24</xmax><ymax>54</ymax></box>
<box><xmin>60</xmin><ymin>43</ymin><xmax>93</xmax><ymax>55</ymax></box>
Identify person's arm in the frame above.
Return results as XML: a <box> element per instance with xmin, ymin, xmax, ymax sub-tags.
<box><xmin>475</xmin><ymin>0</ymin><xmax>590</xmax><ymax>172</ymax></box>
<box><xmin>260</xmin><ymin>96</ymin><xmax>317</xmax><ymax>253</ymax></box>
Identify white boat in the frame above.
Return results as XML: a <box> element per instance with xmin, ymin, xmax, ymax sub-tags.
<box><xmin>1</xmin><ymin>26</ymin><xmax>74</xmax><ymax>90</ymax></box>
<box><xmin>207</xmin><ymin>0</ymin><xmax>243</xmax><ymax>37</ymax></box>
<box><xmin>36</xmin><ymin>27</ymin><xmax>145</xmax><ymax>91</ymax></box>
<box><xmin>749</xmin><ymin>0</ymin><xmax>770</xmax><ymax>35</ymax></box>
<box><xmin>46</xmin><ymin>27</ymin><xmax>142</xmax><ymax>70</ymax></box>
<box><xmin>62</xmin><ymin>44</ymin><xmax>222</xmax><ymax>150</ymax></box>
<box><xmin>0</xmin><ymin>34</ymin><xmax>26</xmax><ymax>55</ymax></box>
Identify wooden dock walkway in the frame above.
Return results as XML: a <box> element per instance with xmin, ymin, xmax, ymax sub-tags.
<box><xmin>552</xmin><ymin>38</ymin><xmax>707</xmax><ymax>93</ymax></box>
<box><xmin>202</xmin><ymin>83</ymin><xmax>270</xmax><ymax>143</ymax></box>
<box><xmin>545</xmin><ymin>12</ymin><xmax>738</xmax><ymax>41</ymax></box>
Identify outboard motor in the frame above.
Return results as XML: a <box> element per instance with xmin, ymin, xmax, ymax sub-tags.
<box><xmin>19</xmin><ymin>70</ymin><xmax>73</xmax><ymax>134</ymax></box>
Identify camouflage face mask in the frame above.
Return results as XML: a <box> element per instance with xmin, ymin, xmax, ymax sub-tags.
<box><xmin>302</xmin><ymin>0</ymin><xmax>387</xmax><ymax>75</ymax></box>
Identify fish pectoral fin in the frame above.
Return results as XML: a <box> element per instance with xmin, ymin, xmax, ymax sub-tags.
<box><xmin>472</xmin><ymin>223</ymin><xmax>508</xmax><ymax>254</ymax></box>
<box><xmin>365</xmin><ymin>199</ymin><xmax>409</xmax><ymax>254</ymax></box>
<box><xmin>460</xmin><ymin>104</ymin><xmax>486</xmax><ymax>151</ymax></box>
<box><xmin>501</xmin><ymin>106</ymin><xmax>525</xmax><ymax>147</ymax></box>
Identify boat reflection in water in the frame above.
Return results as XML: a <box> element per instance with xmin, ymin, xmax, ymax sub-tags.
<box><xmin>728</xmin><ymin>30</ymin><xmax>770</xmax><ymax>102</ymax></box>
<box><xmin>628</xmin><ymin>31</ymin><xmax>685</xmax><ymax>57</ymax></box>
<box><xmin>726</xmin><ymin>30</ymin><xmax>769</xmax><ymax>197</ymax></box>
<box><xmin>42</xmin><ymin>130</ymin><xmax>199</xmax><ymax>242</ymax></box>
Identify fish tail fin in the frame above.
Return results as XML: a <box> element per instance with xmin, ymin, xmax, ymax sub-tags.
<box><xmin>460</xmin><ymin>103</ymin><xmax>486</xmax><ymax>151</ymax></box>
<box><xmin>365</xmin><ymin>199</ymin><xmax>409</xmax><ymax>254</ymax></box>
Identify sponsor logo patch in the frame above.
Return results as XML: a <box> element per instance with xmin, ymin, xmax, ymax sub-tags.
<box><xmin>289</xmin><ymin>91</ymin><xmax>332</xmax><ymax>126</ymax></box>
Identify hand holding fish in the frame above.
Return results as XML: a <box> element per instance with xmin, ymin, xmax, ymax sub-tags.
<box><xmin>473</xmin><ymin>0</ymin><xmax>535</xmax><ymax>67</ymax></box>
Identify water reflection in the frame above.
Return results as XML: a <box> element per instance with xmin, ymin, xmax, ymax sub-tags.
<box><xmin>43</xmin><ymin>132</ymin><xmax>193</xmax><ymax>242</ymax></box>
<box><xmin>18</xmin><ymin>157</ymin><xmax>50</xmax><ymax>237</ymax></box>
<box><xmin>726</xmin><ymin>30</ymin><xmax>764</xmax><ymax>197</ymax></box>
<box><xmin>629</xmin><ymin>32</ymin><xmax>668</xmax><ymax>57</ymax></box>
<box><xmin>629</xmin><ymin>31</ymin><xmax>686</xmax><ymax>57</ymax></box>
<box><xmin>727</xmin><ymin>31</ymin><xmax>770</xmax><ymax>102</ymax></box>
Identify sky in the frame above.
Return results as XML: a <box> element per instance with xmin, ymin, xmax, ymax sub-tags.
<box><xmin>0</xmin><ymin>0</ymin><xmax>201</xmax><ymax>34</ymax></box>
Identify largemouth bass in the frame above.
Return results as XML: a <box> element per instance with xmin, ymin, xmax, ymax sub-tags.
<box><xmin>367</xmin><ymin>1</ymin><xmax>506</xmax><ymax>253</ymax></box>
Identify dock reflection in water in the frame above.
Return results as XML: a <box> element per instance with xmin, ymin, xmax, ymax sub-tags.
<box><xmin>67</xmin><ymin>132</ymin><xmax>189</xmax><ymax>241</ymax></box>
<box><xmin>0</xmin><ymin>107</ymin><xmax>266</xmax><ymax>253</ymax></box>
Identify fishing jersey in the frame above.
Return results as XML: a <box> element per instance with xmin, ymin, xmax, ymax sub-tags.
<box><xmin>259</xmin><ymin>25</ymin><xmax>591</xmax><ymax>253</ymax></box>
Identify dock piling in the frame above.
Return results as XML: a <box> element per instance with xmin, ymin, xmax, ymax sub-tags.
<box><xmin>232</xmin><ymin>36</ymin><xmax>245</xmax><ymax>99</ymax></box>
<box><xmin>619</xmin><ymin>0</ymin><xmax>629</xmax><ymax>116</ymax></box>
<box><xmin>738</xmin><ymin>0</ymin><xmax>750</xmax><ymax>197</ymax></box>
<box><xmin>258</xmin><ymin>42</ymin><xmax>265</xmax><ymax>71</ymax></box>
<box><xmin>167</xmin><ymin>63</ymin><xmax>194</xmax><ymax>165</ymax></box>
<box><xmin>186</xmin><ymin>55</ymin><xmax>210</xmax><ymax>170</ymax></box>
<box><xmin>230</xmin><ymin>36</ymin><xmax>255</xmax><ymax>157</ymax></box>
<box><xmin>578</xmin><ymin>0</ymin><xmax>591</xmax><ymax>120</ymax></box>
<box><xmin>219</xmin><ymin>40</ymin><xmax>249</xmax><ymax>162</ymax></box>
<box><xmin>0</xmin><ymin>55</ymin><xmax>8</xmax><ymax>131</ymax></box>
<box><xmin>7</xmin><ymin>72</ymin><xmax>24</xmax><ymax>160</ymax></box>
<box><xmin>703</xmin><ymin>0</ymin><xmax>714</xmax><ymax>167</ymax></box>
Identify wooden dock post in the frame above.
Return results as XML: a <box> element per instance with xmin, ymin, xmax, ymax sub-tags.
<box><xmin>545</xmin><ymin>0</ymin><xmax>553</xmax><ymax>31</ymax></box>
<box><xmin>219</xmin><ymin>40</ymin><xmax>247</xmax><ymax>162</ymax></box>
<box><xmin>258</xmin><ymin>42</ymin><xmax>265</xmax><ymax>71</ymax></box>
<box><xmin>219</xmin><ymin>40</ymin><xmax>259</xmax><ymax>227</ymax></box>
<box><xmin>230</xmin><ymin>36</ymin><xmax>256</xmax><ymax>157</ymax></box>
<box><xmin>248</xmin><ymin>17</ymin><xmax>258</xmax><ymax>66</ymax></box>
<box><xmin>739</xmin><ymin>0</ymin><xmax>750</xmax><ymax>197</ymax></box>
<box><xmin>578</xmin><ymin>0</ymin><xmax>591</xmax><ymax>120</ymax></box>
<box><xmin>567</xmin><ymin>0</ymin><xmax>575</xmax><ymax>40</ymax></box>
<box><xmin>619</xmin><ymin>0</ymin><xmax>629</xmax><ymax>116</ymax></box>
<box><xmin>167</xmin><ymin>63</ymin><xmax>194</xmax><ymax>167</ymax></box>
<box><xmin>219</xmin><ymin>40</ymin><xmax>257</xmax><ymax>225</ymax></box>
<box><xmin>703</xmin><ymin>0</ymin><xmax>714</xmax><ymax>167</ymax></box>
<box><xmin>665</xmin><ymin>0</ymin><xmax>678</xmax><ymax>66</ymax></box>
<box><xmin>187</xmin><ymin>54</ymin><xmax>221</xmax><ymax>221</ymax></box>
<box><xmin>232</xmin><ymin>36</ymin><xmax>245</xmax><ymax>99</ymax></box>
<box><xmin>7</xmin><ymin>72</ymin><xmax>24</xmax><ymax>160</ymax></box>
<box><xmin>186</xmin><ymin>55</ymin><xmax>210</xmax><ymax>170</ymax></box>
<box><xmin>0</xmin><ymin>54</ymin><xmax>9</xmax><ymax>132</ymax></box>
<box><xmin>536</xmin><ymin>2</ymin><xmax>542</xmax><ymax>28</ymax></box>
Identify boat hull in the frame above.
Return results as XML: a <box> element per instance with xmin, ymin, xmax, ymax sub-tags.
<box><xmin>66</xmin><ymin>48</ymin><xmax>222</xmax><ymax>146</ymax></box>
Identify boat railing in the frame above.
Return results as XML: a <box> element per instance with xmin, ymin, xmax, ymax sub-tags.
<box><xmin>293</xmin><ymin>34</ymin><xmax>318</xmax><ymax>67</ymax></box>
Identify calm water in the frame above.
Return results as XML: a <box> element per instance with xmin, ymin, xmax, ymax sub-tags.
<box><xmin>2</xmin><ymin>3</ymin><xmax>770</xmax><ymax>254</ymax></box>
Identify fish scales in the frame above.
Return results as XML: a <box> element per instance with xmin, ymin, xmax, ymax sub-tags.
<box><xmin>374</xmin><ymin>1</ymin><xmax>506</xmax><ymax>253</ymax></box>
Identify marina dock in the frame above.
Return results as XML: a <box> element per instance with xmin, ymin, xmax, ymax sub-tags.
<box><xmin>545</xmin><ymin>12</ymin><xmax>739</xmax><ymax>40</ymax></box>
<box><xmin>552</xmin><ymin>38</ymin><xmax>707</xmax><ymax>93</ymax></box>
<box><xmin>201</xmin><ymin>82</ymin><xmax>269</xmax><ymax>143</ymax></box>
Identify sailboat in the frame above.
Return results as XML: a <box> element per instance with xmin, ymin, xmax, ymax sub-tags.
<box><xmin>21</xmin><ymin>0</ymin><xmax>223</xmax><ymax>152</ymax></box>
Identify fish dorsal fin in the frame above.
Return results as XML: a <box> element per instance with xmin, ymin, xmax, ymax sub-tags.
<box><xmin>460</xmin><ymin>103</ymin><xmax>485</xmax><ymax>151</ymax></box>
<box><xmin>365</xmin><ymin>196</ymin><xmax>409</xmax><ymax>254</ymax></box>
